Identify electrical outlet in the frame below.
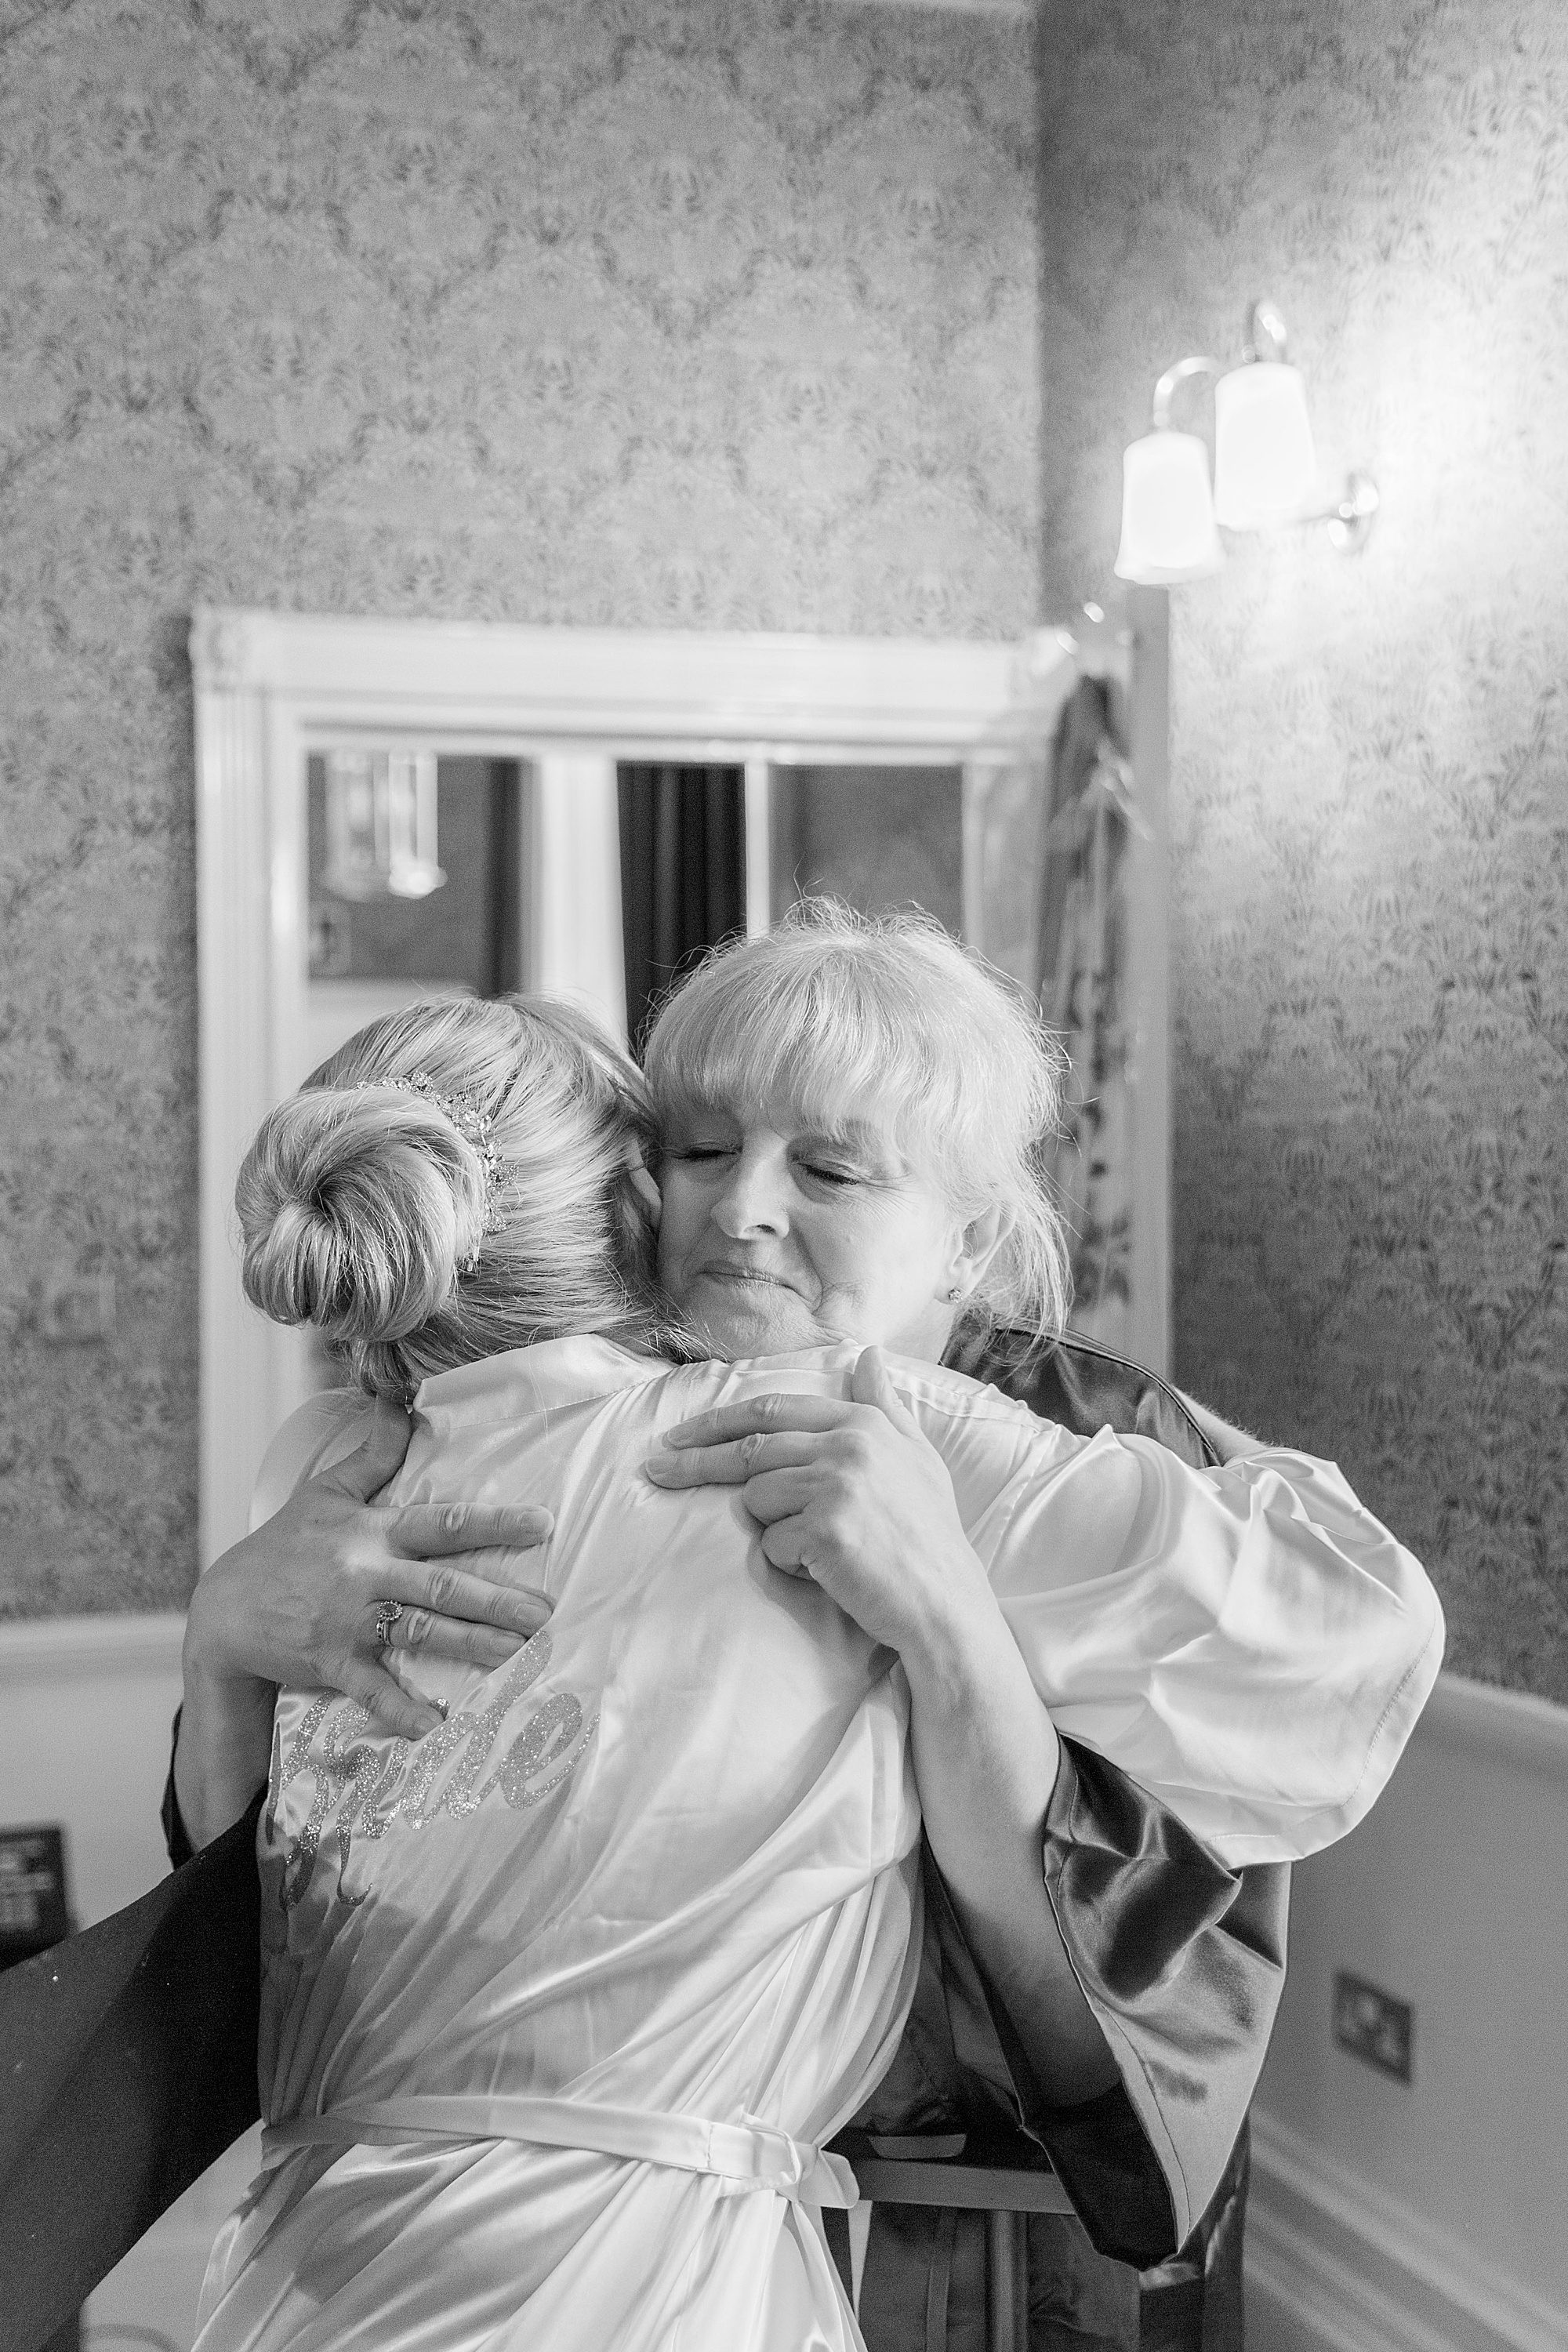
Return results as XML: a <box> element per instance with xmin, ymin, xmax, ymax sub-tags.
<box><xmin>1332</xmin><ymin>1970</ymin><xmax>1414</xmax><ymax>2083</ymax></box>
<box><xmin>0</xmin><ymin>1824</ymin><xmax>70</xmax><ymax>1959</ymax></box>
<box><xmin>39</xmin><ymin>1273</ymin><xmax>115</xmax><ymax>1344</ymax></box>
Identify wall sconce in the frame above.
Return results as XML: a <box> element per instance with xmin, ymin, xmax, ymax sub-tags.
<box><xmin>1115</xmin><ymin>299</ymin><xmax>1378</xmax><ymax>585</ymax></box>
<box><xmin>1114</xmin><ymin>354</ymin><xmax>1225</xmax><ymax>584</ymax></box>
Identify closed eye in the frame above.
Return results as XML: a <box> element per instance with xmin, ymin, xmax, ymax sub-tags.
<box><xmin>798</xmin><ymin>1160</ymin><xmax>861</xmax><ymax>1188</ymax></box>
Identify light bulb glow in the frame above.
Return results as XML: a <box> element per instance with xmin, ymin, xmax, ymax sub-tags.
<box><xmin>1113</xmin><ymin>430</ymin><xmax>1224</xmax><ymax>584</ymax></box>
<box><xmin>321</xmin><ymin>750</ymin><xmax>447</xmax><ymax>902</ymax></box>
<box><xmin>1213</xmin><ymin>361</ymin><xmax>1318</xmax><ymax>528</ymax></box>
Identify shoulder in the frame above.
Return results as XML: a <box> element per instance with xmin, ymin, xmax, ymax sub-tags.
<box><xmin>884</xmin><ymin>1352</ymin><xmax>1087</xmax><ymax>1529</ymax></box>
<box><xmin>249</xmin><ymin>1388</ymin><xmax>376</xmax><ymax>1530</ymax></box>
<box><xmin>953</xmin><ymin>1327</ymin><xmax>1219</xmax><ymax>1468</ymax></box>
<box><xmin>417</xmin><ymin>1335</ymin><xmax>665</xmax><ymax>1432</ymax></box>
<box><xmin>887</xmin><ymin>1352</ymin><xmax>1075</xmax><ymax>1459</ymax></box>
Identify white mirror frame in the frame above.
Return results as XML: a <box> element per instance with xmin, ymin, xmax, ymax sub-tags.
<box><xmin>191</xmin><ymin>605</ymin><xmax>1167</xmax><ymax>1569</ymax></box>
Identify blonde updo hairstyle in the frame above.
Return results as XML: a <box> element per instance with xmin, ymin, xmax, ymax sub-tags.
<box><xmin>643</xmin><ymin>900</ymin><xmax>1073</xmax><ymax>1345</ymax></box>
<box><xmin>236</xmin><ymin>995</ymin><xmax>663</xmax><ymax>1400</ymax></box>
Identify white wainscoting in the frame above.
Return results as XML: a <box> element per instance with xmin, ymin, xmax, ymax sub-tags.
<box><xmin>0</xmin><ymin>1611</ymin><xmax>186</xmax><ymax>1926</ymax></box>
<box><xmin>1246</xmin><ymin>1674</ymin><xmax>1568</xmax><ymax>2352</ymax></box>
<box><xmin>1247</xmin><ymin>2111</ymin><xmax>1565</xmax><ymax>2352</ymax></box>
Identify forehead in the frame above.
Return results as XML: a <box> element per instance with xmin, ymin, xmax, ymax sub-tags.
<box><xmin>648</xmin><ymin>964</ymin><xmax>949</xmax><ymax>1173</ymax></box>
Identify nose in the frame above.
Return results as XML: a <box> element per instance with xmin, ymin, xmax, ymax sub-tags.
<box><xmin>710</xmin><ymin>1142</ymin><xmax>789</xmax><ymax>1240</ymax></box>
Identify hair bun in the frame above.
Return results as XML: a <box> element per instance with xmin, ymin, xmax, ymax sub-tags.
<box><xmin>235</xmin><ymin>1087</ymin><xmax>490</xmax><ymax>1348</ymax></box>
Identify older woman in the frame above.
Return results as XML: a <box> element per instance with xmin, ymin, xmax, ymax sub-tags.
<box><xmin>172</xmin><ymin>908</ymin><xmax>1438</xmax><ymax>2347</ymax></box>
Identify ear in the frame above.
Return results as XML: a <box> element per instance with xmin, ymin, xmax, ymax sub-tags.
<box><xmin>946</xmin><ymin>1203</ymin><xmax>1013</xmax><ymax>1301</ymax></box>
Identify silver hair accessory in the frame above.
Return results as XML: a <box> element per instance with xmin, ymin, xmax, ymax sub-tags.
<box><xmin>373</xmin><ymin>1599</ymin><xmax>405</xmax><ymax>1650</ymax></box>
<box><xmin>356</xmin><ymin>1070</ymin><xmax>506</xmax><ymax>1274</ymax></box>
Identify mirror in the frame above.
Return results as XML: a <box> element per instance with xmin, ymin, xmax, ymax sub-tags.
<box><xmin>191</xmin><ymin>608</ymin><xmax>1169</xmax><ymax>1565</ymax></box>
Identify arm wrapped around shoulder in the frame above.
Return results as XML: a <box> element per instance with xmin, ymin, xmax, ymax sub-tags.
<box><xmin>976</xmin><ymin>1430</ymin><xmax>1445</xmax><ymax>1865</ymax></box>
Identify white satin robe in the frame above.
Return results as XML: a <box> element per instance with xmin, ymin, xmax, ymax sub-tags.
<box><xmin>194</xmin><ymin>1338</ymin><xmax>1441</xmax><ymax>2352</ymax></box>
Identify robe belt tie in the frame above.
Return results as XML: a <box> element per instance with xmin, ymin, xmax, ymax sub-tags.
<box><xmin>262</xmin><ymin>2095</ymin><xmax>860</xmax><ymax>2209</ymax></box>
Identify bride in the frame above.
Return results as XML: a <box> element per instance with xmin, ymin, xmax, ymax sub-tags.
<box><xmin>183</xmin><ymin>908</ymin><xmax>1440</xmax><ymax>2351</ymax></box>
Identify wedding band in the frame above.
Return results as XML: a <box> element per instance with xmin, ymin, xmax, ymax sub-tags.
<box><xmin>373</xmin><ymin>1600</ymin><xmax>405</xmax><ymax>1650</ymax></box>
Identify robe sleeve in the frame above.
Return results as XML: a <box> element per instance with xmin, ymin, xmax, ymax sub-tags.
<box><xmin>976</xmin><ymin>1433</ymin><xmax>1444</xmax><ymax>1864</ymax></box>
<box><xmin>849</xmin><ymin>1744</ymin><xmax>1285</xmax><ymax>2265</ymax></box>
<box><xmin>162</xmin><ymin>1390</ymin><xmax>378</xmax><ymax>1871</ymax></box>
<box><xmin>906</xmin><ymin>1329</ymin><xmax>1292</xmax><ymax>2259</ymax></box>
<box><xmin>1026</xmin><ymin>1737</ymin><xmax>1288</xmax><ymax>2256</ymax></box>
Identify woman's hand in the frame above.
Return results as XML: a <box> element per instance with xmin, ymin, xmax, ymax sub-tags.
<box><xmin>187</xmin><ymin>1401</ymin><xmax>555</xmax><ymax>1723</ymax></box>
<box><xmin>176</xmin><ymin>1403</ymin><xmax>554</xmax><ymax>1849</ymax></box>
<box><xmin>644</xmin><ymin>1346</ymin><xmax>992</xmax><ymax>1664</ymax></box>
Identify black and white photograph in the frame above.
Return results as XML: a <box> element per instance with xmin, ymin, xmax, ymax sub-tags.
<box><xmin>0</xmin><ymin>5</ymin><xmax>1563</xmax><ymax>2350</ymax></box>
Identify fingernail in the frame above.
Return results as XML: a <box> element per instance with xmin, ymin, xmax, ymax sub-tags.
<box><xmin>644</xmin><ymin>1451</ymin><xmax>676</xmax><ymax>1481</ymax></box>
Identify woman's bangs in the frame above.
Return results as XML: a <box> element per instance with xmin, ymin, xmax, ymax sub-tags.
<box><xmin>651</xmin><ymin>953</ymin><xmax>953</xmax><ymax>1164</ymax></box>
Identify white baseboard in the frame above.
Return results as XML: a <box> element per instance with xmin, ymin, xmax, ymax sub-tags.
<box><xmin>1246</xmin><ymin>2113</ymin><xmax>1566</xmax><ymax>2352</ymax></box>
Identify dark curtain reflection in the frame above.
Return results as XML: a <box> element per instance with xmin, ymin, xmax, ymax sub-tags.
<box><xmin>617</xmin><ymin>763</ymin><xmax>745</xmax><ymax>1049</ymax></box>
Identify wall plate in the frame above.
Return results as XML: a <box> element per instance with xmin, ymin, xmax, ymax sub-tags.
<box><xmin>1332</xmin><ymin>1969</ymin><xmax>1414</xmax><ymax>2083</ymax></box>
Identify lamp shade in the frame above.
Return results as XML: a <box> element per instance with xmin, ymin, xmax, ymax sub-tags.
<box><xmin>1113</xmin><ymin>430</ymin><xmax>1223</xmax><ymax>584</ymax></box>
<box><xmin>1213</xmin><ymin>360</ymin><xmax>1317</xmax><ymax>528</ymax></box>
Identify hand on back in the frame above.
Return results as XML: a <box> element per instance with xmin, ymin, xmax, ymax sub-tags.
<box><xmin>185</xmin><ymin>1399</ymin><xmax>554</xmax><ymax>1742</ymax></box>
<box><xmin>644</xmin><ymin>1347</ymin><xmax>995</xmax><ymax>1666</ymax></box>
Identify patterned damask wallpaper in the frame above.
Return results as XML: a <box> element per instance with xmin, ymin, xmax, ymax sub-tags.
<box><xmin>1040</xmin><ymin>0</ymin><xmax>1568</xmax><ymax>1701</ymax></box>
<box><xmin>0</xmin><ymin>0</ymin><xmax>1038</xmax><ymax>1615</ymax></box>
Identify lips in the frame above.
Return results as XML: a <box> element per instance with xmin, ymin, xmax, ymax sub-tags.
<box><xmin>691</xmin><ymin>1263</ymin><xmax>799</xmax><ymax>1294</ymax></box>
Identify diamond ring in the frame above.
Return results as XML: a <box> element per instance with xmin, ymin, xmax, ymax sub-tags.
<box><xmin>373</xmin><ymin>1600</ymin><xmax>405</xmax><ymax>1650</ymax></box>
